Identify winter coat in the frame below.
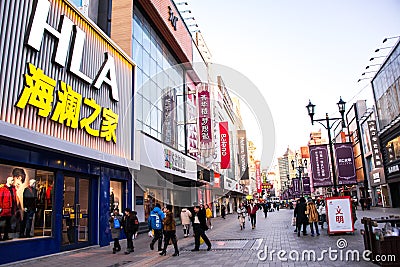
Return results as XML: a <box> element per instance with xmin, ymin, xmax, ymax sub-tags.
<box><xmin>306</xmin><ymin>202</ymin><xmax>319</xmax><ymax>223</ymax></box>
<box><xmin>237</xmin><ymin>206</ymin><xmax>247</xmax><ymax>218</ymax></box>
<box><xmin>0</xmin><ymin>184</ymin><xmax>17</xmax><ymax>216</ymax></box>
<box><xmin>191</xmin><ymin>209</ymin><xmax>208</xmax><ymax>230</ymax></box>
<box><xmin>23</xmin><ymin>186</ymin><xmax>37</xmax><ymax>211</ymax></box>
<box><xmin>109</xmin><ymin>214</ymin><xmax>123</xmax><ymax>239</ymax></box>
<box><xmin>123</xmin><ymin>213</ymin><xmax>139</xmax><ymax>234</ymax></box>
<box><xmin>294</xmin><ymin>201</ymin><xmax>308</xmax><ymax>224</ymax></box>
<box><xmin>163</xmin><ymin>211</ymin><xmax>176</xmax><ymax>231</ymax></box>
<box><xmin>180</xmin><ymin>208</ymin><xmax>192</xmax><ymax>225</ymax></box>
<box><xmin>205</xmin><ymin>208</ymin><xmax>212</xmax><ymax>219</ymax></box>
<box><xmin>148</xmin><ymin>207</ymin><xmax>165</xmax><ymax>230</ymax></box>
<box><xmin>247</xmin><ymin>204</ymin><xmax>258</xmax><ymax>215</ymax></box>
<box><xmin>317</xmin><ymin>204</ymin><xmax>326</xmax><ymax>215</ymax></box>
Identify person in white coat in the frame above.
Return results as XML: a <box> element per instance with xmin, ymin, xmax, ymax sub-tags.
<box><xmin>317</xmin><ymin>201</ymin><xmax>326</xmax><ymax>229</ymax></box>
<box><xmin>180</xmin><ymin>208</ymin><xmax>192</xmax><ymax>237</ymax></box>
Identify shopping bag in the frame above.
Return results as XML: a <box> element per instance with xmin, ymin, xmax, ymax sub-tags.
<box><xmin>292</xmin><ymin>217</ymin><xmax>296</xmax><ymax>226</ymax></box>
<box><xmin>200</xmin><ymin>236</ymin><xmax>204</xmax><ymax>245</ymax></box>
<box><xmin>148</xmin><ymin>230</ymin><xmax>154</xmax><ymax>237</ymax></box>
<box><xmin>113</xmin><ymin>217</ymin><xmax>120</xmax><ymax>229</ymax></box>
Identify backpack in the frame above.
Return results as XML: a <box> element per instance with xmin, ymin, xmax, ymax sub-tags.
<box><xmin>114</xmin><ymin>217</ymin><xmax>120</xmax><ymax>229</ymax></box>
<box><xmin>150</xmin><ymin>213</ymin><xmax>162</xmax><ymax>230</ymax></box>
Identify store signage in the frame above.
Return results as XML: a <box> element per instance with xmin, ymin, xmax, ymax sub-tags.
<box><xmin>255</xmin><ymin>161</ymin><xmax>262</xmax><ymax>193</ymax></box>
<box><xmin>367</xmin><ymin>121</ymin><xmax>383</xmax><ymax>168</ymax></box>
<box><xmin>162</xmin><ymin>89</ymin><xmax>175</xmax><ymax>147</ymax></box>
<box><xmin>334</xmin><ymin>143</ymin><xmax>357</xmax><ymax>185</ymax></box>
<box><xmin>309</xmin><ymin>145</ymin><xmax>333</xmax><ymax>187</ymax></box>
<box><xmin>237</xmin><ymin>130</ymin><xmax>249</xmax><ymax>180</ymax></box>
<box><xmin>302</xmin><ymin>177</ymin><xmax>311</xmax><ymax>195</ymax></box>
<box><xmin>26</xmin><ymin>0</ymin><xmax>119</xmax><ymax>102</ymax></box>
<box><xmin>219</xmin><ymin>121</ymin><xmax>230</xmax><ymax>169</ymax></box>
<box><xmin>292</xmin><ymin>178</ymin><xmax>300</xmax><ymax>194</ymax></box>
<box><xmin>198</xmin><ymin>85</ymin><xmax>212</xmax><ymax>143</ymax></box>
<box><xmin>164</xmin><ymin>148</ymin><xmax>185</xmax><ymax>173</ymax></box>
<box><xmin>387</xmin><ymin>164</ymin><xmax>400</xmax><ymax>175</ymax></box>
<box><xmin>168</xmin><ymin>6</ymin><xmax>178</xmax><ymax>31</ymax></box>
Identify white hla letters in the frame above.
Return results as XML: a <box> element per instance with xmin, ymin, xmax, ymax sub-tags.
<box><xmin>26</xmin><ymin>0</ymin><xmax>119</xmax><ymax>102</ymax></box>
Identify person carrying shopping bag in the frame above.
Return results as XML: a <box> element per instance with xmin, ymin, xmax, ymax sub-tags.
<box><xmin>237</xmin><ymin>203</ymin><xmax>247</xmax><ymax>230</ymax></box>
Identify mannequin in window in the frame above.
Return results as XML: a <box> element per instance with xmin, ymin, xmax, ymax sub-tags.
<box><xmin>110</xmin><ymin>187</ymin><xmax>115</xmax><ymax>212</ymax></box>
<box><xmin>20</xmin><ymin>179</ymin><xmax>37</xmax><ymax>238</ymax></box>
<box><xmin>0</xmin><ymin>177</ymin><xmax>17</xmax><ymax>240</ymax></box>
<box><xmin>45</xmin><ymin>180</ymin><xmax>53</xmax><ymax>209</ymax></box>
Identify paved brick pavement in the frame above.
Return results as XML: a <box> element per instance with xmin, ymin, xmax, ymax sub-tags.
<box><xmin>3</xmin><ymin>207</ymin><xmax>400</xmax><ymax>267</ymax></box>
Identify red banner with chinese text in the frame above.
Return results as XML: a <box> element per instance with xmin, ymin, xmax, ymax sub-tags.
<box><xmin>255</xmin><ymin>160</ymin><xmax>262</xmax><ymax>193</ymax></box>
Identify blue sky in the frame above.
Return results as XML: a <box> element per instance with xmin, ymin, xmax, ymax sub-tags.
<box><xmin>183</xmin><ymin>0</ymin><xmax>400</xmax><ymax>166</ymax></box>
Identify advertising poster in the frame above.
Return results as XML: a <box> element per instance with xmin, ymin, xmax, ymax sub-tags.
<box><xmin>219</xmin><ymin>121</ymin><xmax>230</xmax><ymax>169</ymax></box>
<box><xmin>309</xmin><ymin>145</ymin><xmax>333</xmax><ymax>187</ymax></box>
<box><xmin>334</xmin><ymin>143</ymin><xmax>357</xmax><ymax>185</ymax></box>
<box><xmin>326</xmin><ymin>196</ymin><xmax>354</xmax><ymax>234</ymax></box>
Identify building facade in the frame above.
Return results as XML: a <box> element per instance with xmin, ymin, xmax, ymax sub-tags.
<box><xmin>0</xmin><ymin>0</ymin><xmax>137</xmax><ymax>263</ymax></box>
<box><xmin>371</xmin><ymin>39</ymin><xmax>400</xmax><ymax>207</ymax></box>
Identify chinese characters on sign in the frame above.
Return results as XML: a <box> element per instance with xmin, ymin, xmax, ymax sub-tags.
<box><xmin>334</xmin><ymin>143</ymin><xmax>357</xmax><ymax>185</ymax></box>
<box><xmin>326</xmin><ymin>196</ymin><xmax>354</xmax><ymax>233</ymax></box>
<box><xmin>309</xmin><ymin>145</ymin><xmax>333</xmax><ymax>187</ymax></box>
<box><xmin>15</xmin><ymin>63</ymin><xmax>118</xmax><ymax>143</ymax></box>
<box><xmin>162</xmin><ymin>89</ymin><xmax>176</xmax><ymax>147</ymax></box>
<box><xmin>198</xmin><ymin>85</ymin><xmax>212</xmax><ymax>144</ymax></box>
<box><xmin>164</xmin><ymin>148</ymin><xmax>186</xmax><ymax>173</ymax></box>
<box><xmin>367</xmin><ymin>121</ymin><xmax>383</xmax><ymax>168</ymax></box>
<box><xmin>255</xmin><ymin>160</ymin><xmax>262</xmax><ymax>193</ymax></box>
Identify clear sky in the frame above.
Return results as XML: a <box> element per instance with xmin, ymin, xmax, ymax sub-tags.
<box><xmin>182</xmin><ymin>0</ymin><xmax>400</xmax><ymax>167</ymax></box>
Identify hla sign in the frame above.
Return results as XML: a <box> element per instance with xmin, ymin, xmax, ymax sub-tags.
<box><xmin>26</xmin><ymin>0</ymin><xmax>119</xmax><ymax>101</ymax></box>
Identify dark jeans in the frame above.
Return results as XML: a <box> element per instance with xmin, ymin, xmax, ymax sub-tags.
<box><xmin>250</xmin><ymin>214</ymin><xmax>257</xmax><ymax>227</ymax></box>
<box><xmin>125</xmin><ymin>231</ymin><xmax>134</xmax><ymax>251</ymax></box>
<box><xmin>113</xmin><ymin>238</ymin><xmax>121</xmax><ymax>250</ymax></box>
<box><xmin>151</xmin><ymin>229</ymin><xmax>163</xmax><ymax>250</ymax></box>
<box><xmin>21</xmin><ymin>210</ymin><xmax>35</xmax><ymax>237</ymax></box>
<box><xmin>296</xmin><ymin>222</ymin><xmax>307</xmax><ymax>235</ymax></box>
<box><xmin>310</xmin><ymin>222</ymin><xmax>319</xmax><ymax>235</ymax></box>
<box><xmin>163</xmin><ymin>230</ymin><xmax>178</xmax><ymax>253</ymax></box>
<box><xmin>0</xmin><ymin>216</ymin><xmax>11</xmax><ymax>239</ymax></box>
<box><xmin>193</xmin><ymin>224</ymin><xmax>211</xmax><ymax>249</ymax></box>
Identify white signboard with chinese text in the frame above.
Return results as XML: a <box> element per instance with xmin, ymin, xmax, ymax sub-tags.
<box><xmin>326</xmin><ymin>196</ymin><xmax>354</xmax><ymax>234</ymax></box>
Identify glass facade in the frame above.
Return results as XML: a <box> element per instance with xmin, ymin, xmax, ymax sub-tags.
<box><xmin>132</xmin><ymin>7</ymin><xmax>186</xmax><ymax>152</ymax></box>
<box><xmin>386</xmin><ymin>135</ymin><xmax>400</xmax><ymax>163</ymax></box>
<box><xmin>372</xmin><ymin>42</ymin><xmax>400</xmax><ymax>129</ymax></box>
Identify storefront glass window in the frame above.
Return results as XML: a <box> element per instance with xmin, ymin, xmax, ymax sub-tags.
<box><xmin>133</xmin><ymin>6</ymin><xmax>184</xmax><ymax>150</ymax></box>
<box><xmin>110</xmin><ymin>180</ymin><xmax>123</xmax><ymax>213</ymax></box>
<box><xmin>0</xmin><ymin>164</ymin><xmax>54</xmax><ymax>240</ymax></box>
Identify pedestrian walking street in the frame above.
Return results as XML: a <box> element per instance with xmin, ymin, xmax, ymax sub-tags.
<box><xmin>4</xmin><ymin>207</ymin><xmax>400</xmax><ymax>267</ymax></box>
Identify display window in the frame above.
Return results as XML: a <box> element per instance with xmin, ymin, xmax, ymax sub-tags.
<box><xmin>386</xmin><ymin>135</ymin><xmax>400</xmax><ymax>162</ymax></box>
<box><xmin>110</xmin><ymin>180</ymin><xmax>123</xmax><ymax>213</ymax></box>
<box><xmin>0</xmin><ymin>164</ymin><xmax>54</xmax><ymax>241</ymax></box>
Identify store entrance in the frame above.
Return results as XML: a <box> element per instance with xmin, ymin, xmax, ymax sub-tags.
<box><xmin>61</xmin><ymin>176</ymin><xmax>90</xmax><ymax>248</ymax></box>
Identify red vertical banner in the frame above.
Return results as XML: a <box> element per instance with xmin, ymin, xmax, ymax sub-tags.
<box><xmin>198</xmin><ymin>85</ymin><xmax>212</xmax><ymax>144</ymax></box>
<box><xmin>255</xmin><ymin>160</ymin><xmax>262</xmax><ymax>193</ymax></box>
<box><xmin>219</xmin><ymin>121</ymin><xmax>230</xmax><ymax>169</ymax></box>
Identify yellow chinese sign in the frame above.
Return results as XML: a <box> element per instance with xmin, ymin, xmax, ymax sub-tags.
<box><xmin>16</xmin><ymin>63</ymin><xmax>118</xmax><ymax>143</ymax></box>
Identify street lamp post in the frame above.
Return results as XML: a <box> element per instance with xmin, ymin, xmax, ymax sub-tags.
<box><xmin>291</xmin><ymin>157</ymin><xmax>307</xmax><ymax>197</ymax></box>
<box><xmin>306</xmin><ymin>97</ymin><xmax>346</xmax><ymax>196</ymax></box>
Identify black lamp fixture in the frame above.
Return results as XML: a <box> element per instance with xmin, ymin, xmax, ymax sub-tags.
<box><xmin>306</xmin><ymin>100</ymin><xmax>315</xmax><ymax>125</ymax></box>
<box><xmin>370</xmin><ymin>56</ymin><xmax>387</xmax><ymax>61</ymax></box>
<box><xmin>375</xmin><ymin>47</ymin><xmax>392</xmax><ymax>53</ymax></box>
<box><xmin>337</xmin><ymin>97</ymin><xmax>346</xmax><ymax>127</ymax></box>
<box><xmin>358</xmin><ymin>77</ymin><xmax>373</xmax><ymax>83</ymax></box>
<box><xmin>361</xmin><ymin>71</ymin><xmax>376</xmax><ymax>76</ymax></box>
<box><xmin>365</xmin><ymin>64</ymin><xmax>381</xmax><ymax>70</ymax></box>
<box><xmin>383</xmin><ymin>36</ymin><xmax>400</xmax><ymax>43</ymax></box>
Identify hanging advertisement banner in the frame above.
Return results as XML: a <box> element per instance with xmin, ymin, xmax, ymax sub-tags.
<box><xmin>300</xmin><ymin>146</ymin><xmax>310</xmax><ymax>158</ymax></box>
<box><xmin>302</xmin><ymin>177</ymin><xmax>311</xmax><ymax>195</ymax></box>
<box><xmin>198</xmin><ymin>84</ymin><xmax>212</xmax><ymax>144</ymax></box>
<box><xmin>309</xmin><ymin>145</ymin><xmax>333</xmax><ymax>187</ymax></box>
<box><xmin>367</xmin><ymin>120</ymin><xmax>383</xmax><ymax>168</ymax></box>
<box><xmin>161</xmin><ymin>88</ymin><xmax>176</xmax><ymax>147</ymax></box>
<box><xmin>219</xmin><ymin>121</ymin><xmax>230</xmax><ymax>169</ymax></box>
<box><xmin>237</xmin><ymin>130</ymin><xmax>249</xmax><ymax>180</ymax></box>
<box><xmin>292</xmin><ymin>178</ymin><xmax>300</xmax><ymax>195</ymax></box>
<box><xmin>326</xmin><ymin>196</ymin><xmax>354</xmax><ymax>234</ymax></box>
<box><xmin>334</xmin><ymin>143</ymin><xmax>357</xmax><ymax>185</ymax></box>
<box><xmin>255</xmin><ymin>160</ymin><xmax>262</xmax><ymax>193</ymax></box>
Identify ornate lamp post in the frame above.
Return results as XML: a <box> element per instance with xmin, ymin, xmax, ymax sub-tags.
<box><xmin>306</xmin><ymin>97</ymin><xmax>346</xmax><ymax>196</ymax></box>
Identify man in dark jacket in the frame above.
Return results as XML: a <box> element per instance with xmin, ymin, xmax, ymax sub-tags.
<box><xmin>123</xmin><ymin>208</ymin><xmax>139</xmax><ymax>254</ymax></box>
<box><xmin>294</xmin><ymin>197</ymin><xmax>308</xmax><ymax>237</ymax></box>
<box><xmin>148</xmin><ymin>203</ymin><xmax>165</xmax><ymax>251</ymax></box>
<box><xmin>21</xmin><ymin>179</ymin><xmax>37</xmax><ymax>238</ymax></box>
<box><xmin>191</xmin><ymin>205</ymin><xmax>211</xmax><ymax>251</ymax></box>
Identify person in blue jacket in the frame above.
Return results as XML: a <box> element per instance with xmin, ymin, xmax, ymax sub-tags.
<box><xmin>148</xmin><ymin>203</ymin><xmax>165</xmax><ymax>251</ymax></box>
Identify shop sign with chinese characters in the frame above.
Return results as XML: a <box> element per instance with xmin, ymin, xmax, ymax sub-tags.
<box><xmin>198</xmin><ymin>85</ymin><xmax>212</xmax><ymax>144</ymax></box>
<box><xmin>8</xmin><ymin>0</ymin><xmax>135</xmax><ymax>148</ymax></box>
